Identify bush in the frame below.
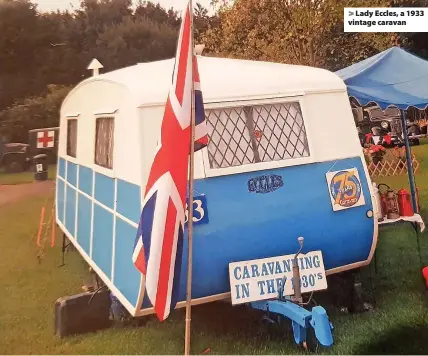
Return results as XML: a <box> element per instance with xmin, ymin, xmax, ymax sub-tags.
<box><xmin>0</xmin><ymin>84</ymin><xmax>72</xmax><ymax>143</ymax></box>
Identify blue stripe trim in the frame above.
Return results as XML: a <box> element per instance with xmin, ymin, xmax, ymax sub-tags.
<box><xmin>65</xmin><ymin>185</ymin><xmax>76</xmax><ymax>236</ymax></box>
<box><xmin>56</xmin><ymin>178</ymin><xmax>65</xmax><ymax>224</ymax></box>
<box><xmin>94</xmin><ymin>173</ymin><xmax>115</xmax><ymax>209</ymax></box>
<box><xmin>78</xmin><ymin>165</ymin><xmax>93</xmax><ymax>196</ymax></box>
<box><xmin>77</xmin><ymin>193</ymin><xmax>92</xmax><ymax>255</ymax></box>
<box><xmin>117</xmin><ymin>179</ymin><xmax>141</xmax><ymax>223</ymax></box>
<box><xmin>92</xmin><ymin>204</ymin><xmax>114</xmax><ymax>279</ymax></box>
<box><xmin>66</xmin><ymin>161</ymin><xmax>77</xmax><ymax>187</ymax></box>
<box><xmin>58</xmin><ymin>157</ymin><xmax>66</xmax><ymax>178</ymax></box>
<box><xmin>114</xmin><ymin>219</ymin><xmax>140</xmax><ymax>306</ymax></box>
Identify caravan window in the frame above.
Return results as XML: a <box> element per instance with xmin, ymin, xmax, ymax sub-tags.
<box><xmin>66</xmin><ymin>119</ymin><xmax>77</xmax><ymax>158</ymax></box>
<box><xmin>94</xmin><ymin>117</ymin><xmax>114</xmax><ymax>169</ymax></box>
<box><xmin>206</xmin><ymin>102</ymin><xmax>310</xmax><ymax>169</ymax></box>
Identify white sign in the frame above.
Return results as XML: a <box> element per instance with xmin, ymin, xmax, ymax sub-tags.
<box><xmin>344</xmin><ymin>7</ymin><xmax>428</xmax><ymax>32</ymax></box>
<box><xmin>228</xmin><ymin>250</ymin><xmax>327</xmax><ymax>305</ymax></box>
<box><xmin>36</xmin><ymin>164</ymin><xmax>43</xmax><ymax>172</ymax></box>
<box><xmin>325</xmin><ymin>168</ymin><xmax>366</xmax><ymax>212</ymax></box>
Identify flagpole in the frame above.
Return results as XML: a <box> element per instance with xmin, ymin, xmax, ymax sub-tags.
<box><xmin>185</xmin><ymin>0</ymin><xmax>195</xmax><ymax>355</ymax></box>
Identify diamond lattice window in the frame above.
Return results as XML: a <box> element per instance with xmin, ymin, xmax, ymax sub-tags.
<box><xmin>206</xmin><ymin>102</ymin><xmax>310</xmax><ymax>169</ymax></box>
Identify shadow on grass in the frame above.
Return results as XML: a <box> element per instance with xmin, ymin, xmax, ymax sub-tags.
<box><xmin>355</xmin><ymin>323</ymin><xmax>428</xmax><ymax>354</ymax></box>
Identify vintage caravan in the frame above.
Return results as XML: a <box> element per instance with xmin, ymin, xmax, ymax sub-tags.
<box><xmin>55</xmin><ymin>56</ymin><xmax>378</xmax><ymax>317</ymax></box>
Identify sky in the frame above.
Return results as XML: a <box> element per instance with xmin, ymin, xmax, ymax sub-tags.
<box><xmin>34</xmin><ymin>0</ymin><xmax>214</xmax><ymax>13</ymax></box>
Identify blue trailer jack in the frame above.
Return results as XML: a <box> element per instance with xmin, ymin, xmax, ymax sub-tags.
<box><xmin>250</xmin><ymin>299</ymin><xmax>333</xmax><ymax>351</ymax></box>
<box><xmin>249</xmin><ymin>237</ymin><xmax>334</xmax><ymax>352</ymax></box>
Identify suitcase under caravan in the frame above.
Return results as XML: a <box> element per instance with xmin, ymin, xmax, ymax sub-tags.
<box><xmin>55</xmin><ymin>56</ymin><xmax>378</xmax><ymax>317</ymax></box>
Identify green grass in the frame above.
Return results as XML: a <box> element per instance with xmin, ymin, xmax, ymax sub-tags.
<box><xmin>2</xmin><ymin>142</ymin><xmax>428</xmax><ymax>354</ymax></box>
<box><xmin>0</xmin><ymin>165</ymin><xmax>57</xmax><ymax>185</ymax></box>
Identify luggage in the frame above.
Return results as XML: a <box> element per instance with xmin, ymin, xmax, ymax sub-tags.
<box><xmin>54</xmin><ymin>290</ymin><xmax>111</xmax><ymax>337</ymax></box>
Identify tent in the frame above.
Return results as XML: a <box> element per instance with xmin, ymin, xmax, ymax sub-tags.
<box><xmin>336</xmin><ymin>46</ymin><xmax>428</xmax><ymax>110</ymax></box>
<box><xmin>336</xmin><ymin>46</ymin><xmax>428</xmax><ymax>212</ymax></box>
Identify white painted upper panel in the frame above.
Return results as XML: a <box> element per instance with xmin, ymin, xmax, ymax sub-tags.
<box><xmin>70</xmin><ymin>56</ymin><xmax>347</xmax><ymax>107</ymax></box>
<box><xmin>60</xmin><ymin>81</ymin><xmax>143</xmax><ymax>185</ymax></box>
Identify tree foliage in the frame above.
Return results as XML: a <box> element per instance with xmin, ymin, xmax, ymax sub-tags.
<box><xmin>0</xmin><ymin>85</ymin><xmax>72</xmax><ymax>142</ymax></box>
<box><xmin>0</xmin><ymin>0</ymin><xmax>214</xmax><ymax>141</ymax></box>
<box><xmin>202</xmin><ymin>0</ymin><xmax>426</xmax><ymax>71</ymax></box>
<box><xmin>2</xmin><ymin>0</ymin><xmax>428</xmax><ymax>143</ymax></box>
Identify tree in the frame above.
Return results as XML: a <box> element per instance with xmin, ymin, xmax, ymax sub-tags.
<box><xmin>134</xmin><ymin>0</ymin><xmax>179</xmax><ymax>28</ymax></box>
<box><xmin>0</xmin><ymin>85</ymin><xmax>72</xmax><ymax>142</ymax></box>
<box><xmin>95</xmin><ymin>16</ymin><xmax>178</xmax><ymax>69</ymax></box>
<box><xmin>201</xmin><ymin>0</ymin><xmax>398</xmax><ymax>70</ymax></box>
<box><xmin>0</xmin><ymin>0</ymin><xmax>41</xmax><ymax>111</ymax></box>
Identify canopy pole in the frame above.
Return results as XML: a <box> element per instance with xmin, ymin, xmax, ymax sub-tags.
<box><xmin>400</xmin><ymin>109</ymin><xmax>418</xmax><ymax>212</ymax></box>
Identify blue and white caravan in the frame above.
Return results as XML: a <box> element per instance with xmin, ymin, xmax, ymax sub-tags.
<box><xmin>55</xmin><ymin>56</ymin><xmax>378</xmax><ymax>317</ymax></box>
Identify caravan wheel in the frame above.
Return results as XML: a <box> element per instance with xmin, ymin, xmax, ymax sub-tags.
<box><xmin>302</xmin><ymin>327</ymin><xmax>319</xmax><ymax>353</ymax></box>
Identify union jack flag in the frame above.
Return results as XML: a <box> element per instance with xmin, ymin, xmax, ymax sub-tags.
<box><xmin>132</xmin><ymin>1</ymin><xmax>208</xmax><ymax>321</ymax></box>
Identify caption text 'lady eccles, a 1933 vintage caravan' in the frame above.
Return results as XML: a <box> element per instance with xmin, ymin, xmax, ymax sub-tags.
<box><xmin>55</xmin><ymin>54</ymin><xmax>378</xmax><ymax>317</ymax></box>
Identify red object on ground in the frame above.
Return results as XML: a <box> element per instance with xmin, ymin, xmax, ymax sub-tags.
<box><xmin>397</xmin><ymin>188</ymin><xmax>414</xmax><ymax>217</ymax></box>
<box><xmin>422</xmin><ymin>267</ymin><xmax>428</xmax><ymax>288</ymax></box>
<box><xmin>365</xmin><ymin>133</ymin><xmax>373</xmax><ymax>143</ymax></box>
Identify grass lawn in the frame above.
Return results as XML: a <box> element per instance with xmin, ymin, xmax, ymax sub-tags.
<box><xmin>0</xmin><ymin>165</ymin><xmax>57</xmax><ymax>185</ymax></box>
<box><xmin>2</xmin><ymin>142</ymin><xmax>428</xmax><ymax>354</ymax></box>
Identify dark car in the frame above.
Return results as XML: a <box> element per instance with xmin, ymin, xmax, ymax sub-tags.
<box><xmin>0</xmin><ymin>142</ymin><xmax>31</xmax><ymax>173</ymax></box>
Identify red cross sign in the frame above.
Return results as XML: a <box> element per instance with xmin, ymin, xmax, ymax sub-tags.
<box><xmin>37</xmin><ymin>130</ymin><xmax>55</xmax><ymax>148</ymax></box>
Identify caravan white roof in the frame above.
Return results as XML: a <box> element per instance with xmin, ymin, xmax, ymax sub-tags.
<box><xmin>80</xmin><ymin>56</ymin><xmax>346</xmax><ymax>106</ymax></box>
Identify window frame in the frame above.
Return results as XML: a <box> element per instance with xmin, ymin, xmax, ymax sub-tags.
<box><xmin>201</xmin><ymin>96</ymin><xmax>315</xmax><ymax>178</ymax></box>
<box><xmin>94</xmin><ymin>116</ymin><xmax>115</xmax><ymax>171</ymax></box>
<box><xmin>66</xmin><ymin>118</ymin><xmax>78</xmax><ymax>159</ymax></box>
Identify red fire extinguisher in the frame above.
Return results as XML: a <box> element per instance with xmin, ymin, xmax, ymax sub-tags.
<box><xmin>397</xmin><ymin>188</ymin><xmax>414</xmax><ymax>217</ymax></box>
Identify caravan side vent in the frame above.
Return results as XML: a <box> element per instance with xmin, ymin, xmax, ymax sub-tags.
<box><xmin>206</xmin><ymin>102</ymin><xmax>310</xmax><ymax>169</ymax></box>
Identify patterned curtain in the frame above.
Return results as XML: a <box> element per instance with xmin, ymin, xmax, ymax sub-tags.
<box><xmin>95</xmin><ymin>117</ymin><xmax>114</xmax><ymax>169</ymax></box>
<box><xmin>67</xmin><ymin>119</ymin><xmax>78</xmax><ymax>157</ymax></box>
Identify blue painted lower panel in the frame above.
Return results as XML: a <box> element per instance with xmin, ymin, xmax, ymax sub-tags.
<box><xmin>78</xmin><ymin>165</ymin><xmax>93</xmax><ymax>196</ymax></box>
<box><xmin>117</xmin><ymin>179</ymin><xmax>141</xmax><ymax>223</ymax></box>
<box><xmin>114</xmin><ymin>219</ymin><xmax>140</xmax><ymax>306</ymax></box>
<box><xmin>77</xmin><ymin>194</ymin><xmax>92</xmax><ymax>255</ymax></box>
<box><xmin>67</xmin><ymin>161</ymin><xmax>77</xmax><ymax>187</ymax></box>
<box><xmin>56</xmin><ymin>178</ymin><xmax>65</xmax><ymax>225</ymax></box>
<box><xmin>92</xmin><ymin>204</ymin><xmax>114</xmax><ymax>279</ymax></box>
<box><xmin>65</xmin><ymin>185</ymin><xmax>76</xmax><ymax>236</ymax></box>
<box><xmin>94</xmin><ymin>173</ymin><xmax>115</xmax><ymax>209</ymax></box>
<box><xmin>56</xmin><ymin>155</ymin><xmax>375</xmax><ymax>316</ymax></box>
<box><xmin>58</xmin><ymin>157</ymin><xmax>66</xmax><ymax>179</ymax></box>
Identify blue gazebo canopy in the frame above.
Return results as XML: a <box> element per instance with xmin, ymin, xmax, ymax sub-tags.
<box><xmin>336</xmin><ymin>46</ymin><xmax>428</xmax><ymax>110</ymax></box>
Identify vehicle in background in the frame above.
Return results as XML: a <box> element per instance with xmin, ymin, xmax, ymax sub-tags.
<box><xmin>0</xmin><ymin>142</ymin><xmax>31</xmax><ymax>173</ymax></box>
<box><xmin>352</xmin><ymin>103</ymin><xmax>420</xmax><ymax>147</ymax></box>
<box><xmin>0</xmin><ymin>127</ymin><xmax>59</xmax><ymax>173</ymax></box>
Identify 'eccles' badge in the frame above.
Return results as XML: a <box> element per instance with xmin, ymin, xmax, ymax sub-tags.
<box><xmin>326</xmin><ymin>168</ymin><xmax>365</xmax><ymax>211</ymax></box>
